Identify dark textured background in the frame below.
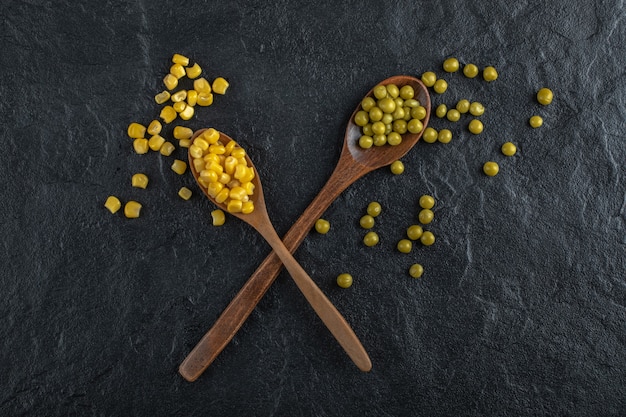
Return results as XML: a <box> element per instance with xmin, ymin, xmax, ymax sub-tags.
<box><xmin>1</xmin><ymin>0</ymin><xmax>625</xmax><ymax>416</ymax></box>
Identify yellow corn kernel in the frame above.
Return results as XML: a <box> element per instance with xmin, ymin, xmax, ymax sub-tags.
<box><xmin>160</xmin><ymin>141</ymin><xmax>175</xmax><ymax>156</ymax></box>
<box><xmin>212</xmin><ymin>77</ymin><xmax>229</xmax><ymax>95</ymax></box>
<box><xmin>147</xmin><ymin>120</ymin><xmax>162</xmax><ymax>136</ymax></box>
<box><xmin>155</xmin><ymin>90</ymin><xmax>171</xmax><ymax>104</ymax></box>
<box><xmin>207</xmin><ymin>161</ymin><xmax>224</xmax><ymax>175</ymax></box>
<box><xmin>192</xmin><ymin>157</ymin><xmax>206</xmax><ymax>173</ymax></box>
<box><xmin>173</xmin><ymin>126</ymin><xmax>193</xmax><ymax>140</ymax></box>
<box><xmin>127</xmin><ymin>122</ymin><xmax>146</xmax><ymax>139</ymax></box>
<box><xmin>209</xmin><ymin>144</ymin><xmax>226</xmax><ymax>155</ymax></box>
<box><xmin>187</xmin><ymin>90</ymin><xmax>198</xmax><ymax>106</ymax></box>
<box><xmin>197</xmin><ymin>177</ymin><xmax>210</xmax><ymax>188</ymax></box>
<box><xmin>223</xmin><ymin>156</ymin><xmax>237</xmax><ymax>175</ymax></box>
<box><xmin>200</xmin><ymin>169</ymin><xmax>219</xmax><ymax>183</ymax></box>
<box><xmin>104</xmin><ymin>196</ymin><xmax>121</xmax><ymax>214</ymax></box>
<box><xmin>179</xmin><ymin>139</ymin><xmax>191</xmax><ymax>148</ymax></box>
<box><xmin>207</xmin><ymin>182</ymin><xmax>224</xmax><ymax>198</ymax></box>
<box><xmin>204</xmin><ymin>153</ymin><xmax>221</xmax><ymax>164</ymax></box>
<box><xmin>148</xmin><ymin>134</ymin><xmax>165</xmax><ymax>151</ymax></box>
<box><xmin>124</xmin><ymin>201</ymin><xmax>142</xmax><ymax>219</ymax></box>
<box><xmin>229</xmin><ymin>186</ymin><xmax>247</xmax><ymax>201</ymax></box>
<box><xmin>226</xmin><ymin>179</ymin><xmax>241</xmax><ymax>189</ymax></box>
<box><xmin>224</xmin><ymin>140</ymin><xmax>237</xmax><ymax>156</ymax></box>
<box><xmin>193</xmin><ymin>77</ymin><xmax>211</xmax><ymax>93</ymax></box>
<box><xmin>185</xmin><ymin>63</ymin><xmax>202</xmax><ymax>79</ymax></box>
<box><xmin>226</xmin><ymin>199</ymin><xmax>243</xmax><ymax>213</ymax></box>
<box><xmin>235</xmin><ymin>166</ymin><xmax>254</xmax><ymax>182</ymax></box>
<box><xmin>178</xmin><ymin>187</ymin><xmax>192</xmax><ymax>200</ymax></box>
<box><xmin>170</xmin><ymin>63</ymin><xmax>186</xmax><ymax>79</ymax></box>
<box><xmin>242</xmin><ymin>181</ymin><xmax>255</xmax><ymax>195</ymax></box>
<box><xmin>173</xmin><ymin>101</ymin><xmax>187</xmax><ymax>113</ymax></box>
<box><xmin>160</xmin><ymin>106</ymin><xmax>177</xmax><ymax>123</ymax></box>
<box><xmin>171</xmin><ymin>159</ymin><xmax>187</xmax><ymax>175</ymax></box>
<box><xmin>163</xmin><ymin>73</ymin><xmax>178</xmax><ymax>90</ymax></box>
<box><xmin>203</xmin><ymin>128</ymin><xmax>220</xmax><ymax>144</ymax></box>
<box><xmin>193</xmin><ymin>137</ymin><xmax>209</xmax><ymax>150</ymax></box>
<box><xmin>241</xmin><ymin>201</ymin><xmax>254</xmax><ymax>214</ymax></box>
<box><xmin>131</xmin><ymin>173</ymin><xmax>149</xmax><ymax>189</ymax></box>
<box><xmin>236</xmin><ymin>157</ymin><xmax>247</xmax><ymax>167</ymax></box>
<box><xmin>230</xmin><ymin>147</ymin><xmax>246</xmax><ymax>159</ymax></box>
<box><xmin>197</xmin><ymin>92</ymin><xmax>214</xmax><ymax>107</ymax></box>
<box><xmin>170</xmin><ymin>90</ymin><xmax>187</xmax><ymax>103</ymax></box>
<box><xmin>233</xmin><ymin>164</ymin><xmax>247</xmax><ymax>180</ymax></box>
<box><xmin>172</xmin><ymin>53</ymin><xmax>189</xmax><ymax>66</ymax></box>
<box><xmin>215</xmin><ymin>188</ymin><xmax>230</xmax><ymax>204</ymax></box>
<box><xmin>189</xmin><ymin>144</ymin><xmax>204</xmax><ymax>159</ymax></box>
<box><xmin>218</xmin><ymin>172</ymin><xmax>231</xmax><ymax>185</ymax></box>
<box><xmin>211</xmin><ymin>209</ymin><xmax>226</xmax><ymax>226</ymax></box>
<box><xmin>133</xmin><ymin>138</ymin><xmax>149</xmax><ymax>154</ymax></box>
<box><xmin>179</xmin><ymin>105</ymin><xmax>195</xmax><ymax>121</ymax></box>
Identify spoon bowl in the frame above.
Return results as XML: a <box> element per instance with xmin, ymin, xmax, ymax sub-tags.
<box><xmin>180</xmin><ymin>75</ymin><xmax>430</xmax><ymax>381</ymax></box>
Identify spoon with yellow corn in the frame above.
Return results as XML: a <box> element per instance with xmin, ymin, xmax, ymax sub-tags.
<box><xmin>181</xmin><ymin>128</ymin><xmax>372</xmax><ymax>376</ymax></box>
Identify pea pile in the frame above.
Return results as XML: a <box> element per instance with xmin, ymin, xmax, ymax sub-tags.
<box><xmin>355</xmin><ymin>83</ymin><xmax>428</xmax><ymax>149</ymax></box>
<box><xmin>104</xmin><ymin>53</ymin><xmax>230</xmax><ymax>219</ymax></box>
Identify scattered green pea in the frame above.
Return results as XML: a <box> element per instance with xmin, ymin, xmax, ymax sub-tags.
<box><xmin>409</xmin><ymin>263</ymin><xmax>424</xmax><ymax>278</ymax></box>
<box><xmin>420</xmin><ymin>231</ymin><xmax>436</xmax><ymax>246</ymax></box>
<box><xmin>337</xmin><ymin>273</ymin><xmax>353</xmax><ymax>288</ymax></box>
<box><xmin>443</xmin><ymin>57</ymin><xmax>459</xmax><ymax>72</ymax></box>
<box><xmin>468</xmin><ymin>119</ymin><xmax>484</xmax><ymax>134</ymax></box>
<box><xmin>390</xmin><ymin>160</ymin><xmax>405</xmax><ymax>175</ymax></box>
<box><xmin>419</xmin><ymin>209</ymin><xmax>434</xmax><ymax>224</ymax></box>
<box><xmin>537</xmin><ymin>88</ymin><xmax>553</xmax><ymax>105</ymax></box>
<box><xmin>483</xmin><ymin>66</ymin><xmax>498</xmax><ymax>82</ymax></box>
<box><xmin>367</xmin><ymin>201</ymin><xmax>382</xmax><ymax>217</ymax></box>
<box><xmin>446</xmin><ymin>109</ymin><xmax>461</xmax><ymax>122</ymax></box>
<box><xmin>456</xmin><ymin>99</ymin><xmax>470</xmax><ymax>113</ymax></box>
<box><xmin>397</xmin><ymin>239</ymin><xmax>413</xmax><ymax>253</ymax></box>
<box><xmin>406</xmin><ymin>224</ymin><xmax>423</xmax><ymax>240</ymax></box>
<box><xmin>315</xmin><ymin>218</ymin><xmax>330</xmax><ymax>234</ymax></box>
<box><xmin>363</xmin><ymin>231</ymin><xmax>380</xmax><ymax>247</ymax></box>
<box><xmin>433</xmin><ymin>79</ymin><xmax>448</xmax><ymax>94</ymax></box>
<box><xmin>437</xmin><ymin>129</ymin><xmax>452</xmax><ymax>144</ymax></box>
<box><xmin>419</xmin><ymin>195</ymin><xmax>435</xmax><ymax>209</ymax></box>
<box><xmin>501</xmin><ymin>142</ymin><xmax>517</xmax><ymax>156</ymax></box>
<box><xmin>483</xmin><ymin>161</ymin><xmax>499</xmax><ymax>176</ymax></box>
<box><xmin>463</xmin><ymin>63</ymin><xmax>479</xmax><ymax>78</ymax></box>
<box><xmin>529</xmin><ymin>115</ymin><xmax>543</xmax><ymax>128</ymax></box>
<box><xmin>421</xmin><ymin>71</ymin><xmax>437</xmax><ymax>87</ymax></box>
<box><xmin>359</xmin><ymin>214</ymin><xmax>375</xmax><ymax>229</ymax></box>
<box><xmin>469</xmin><ymin>101</ymin><xmax>485</xmax><ymax>116</ymax></box>
<box><xmin>422</xmin><ymin>127</ymin><xmax>438</xmax><ymax>143</ymax></box>
<box><xmin>435</xmin><ymin>104</ymin><xmax>447</xmax><ymax>118</ymax></box>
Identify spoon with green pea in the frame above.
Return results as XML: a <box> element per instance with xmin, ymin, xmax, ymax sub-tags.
<box><xmin>179</xmin><ymin>75</ymin><xmax>430</xmax><ymax>381</ymax></box>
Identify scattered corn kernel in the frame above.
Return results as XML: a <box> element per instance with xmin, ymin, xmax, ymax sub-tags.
<box><xmin>173</xmin><ymin>101</ymin><xmax>187</xmax><ymax>113</ymax></box>
<box><xmin>170</xmin><ymin>63</ymin><xmax>186</xmax><ymax>79</ymax></box>
<box><xmin>170</xmin><ymin>90</ymin><xmax>187</xmax><ymax>103</ymax></box>
<box><xmin>148</xmin><ymin>134</ymin><xmax>165</xmax><ymax>151</ymax></box>
<box><xmin>160</xmin><ymin>141</ymin><xmax>175</xmax><ymax>156</ymax></box>
<box><xmin>179</xmin><ymin>105</ymin><xmax>195</xmax><ymax>121</ymax></box>
<box><xmin>173</xmin><ymin>126</ymin><xmax>193</xmax><ymax>140</ymax></box>
<box><xmin>197</xmin><ymin>92</ymin><xmax>214</xmax><ymax>106</ymax></box>
<box><xmin>163</xmin><ymin>73</ymin><xmax>178</xmax><ymax>90</ymax></box>
<box><xmin>187</xmin><ymin>90</ymin><xmax>198</xmax><ymax>106</ymax></box>
<box><xmin>179</xmin><ymin>139</ymin><xmax>191</xmax><ymax>148</ymax></box>
<box><xmin>147</xmin><ymin>120</ymin><xmax>162</xmax><ymax>136</ymax></box>
<box><xmin>172</xmin><ymin>53</ymin><xmax>190</xmax><ymax>66</ymax></box>
<box><xmin>127</xmin><ymin>122</ymin><xmax>146</xmax><ymax>139</ymax></box>
<box><xmin>154</xmin><ymin>90</ymin><xmax>171</xmax><ymax>104</ymax></box>
<box><xmin>193</xmin><ymin>77</ymin><xmax>211</xmax><ymax>94</ymax></box>
<box><xmin>185</xmin><ymin>63</ymin><xmax>202</xmax><ymax>79</ymax></box>
<box><xmin>483</xmin><ymin>66</ymin><xmax>498</xmax><ymax>82</ymax></box>
<box><xmin>483</xmin><ymin>161</ymin><xmax>499</xmax><ymax>176</ymax></box>
<box><xmin>409</xmin><ymin>263</ymin><xmax>424</xmax><ymax>278</ymax></box>
<box><xmin>337</xmin><ymin>273</ymin><xmax>353</xmax><ymax>289</ymax></box>
<box><xmin>124</xmin><ymin>201</ymin><xmax>142</xmax><ymax>219</ymax></box>
<box><xmin>211</xmin><ymin>209</ymin><xmax>226</xmax><ymax>226</ymax></box>
<box><xmin>160</xmin><ymin>105</ymin><xmax>177</xmax><ymax>123</ymax></box>
<box><xmin>133</xmin><ymin>138</ymin><xmax>149</xmax><ymax>154</ymax></box>
<box><xmin>501</xmin><ymin>142</ymin><xmax>517</xmax><ymax>156</ymax></box>
<box><xmin>529</xmin><ymin>115</ymin><xmax>543</xmax><ymax>128</ymax></box>
<box><xmin>315</xmin><ymin>218</ymin><xmax>331</xmax><ymax>234</ymax></box>
<box><xmin>171</xmin><ymin>159</ymin><xmax>187</xmax><ymax>175</ymax></box>
<box><xmin>178</xmin><ymin>187</ymin><xmax>192</xmax><ymax>200</ymax></box>
<box><xmin>104</xmin><ymin>196</ymin><xmax>121</xmax><ymax>214</ymax></box>
<box><xmin>131</xmin><ymin>173</ymin><xmax>149</xmax><ymax>189</ymax></box>
<box><xmin>212</xmin><ymin>77</ymin><xmax>230</xmax><ymax>95</ymax></box>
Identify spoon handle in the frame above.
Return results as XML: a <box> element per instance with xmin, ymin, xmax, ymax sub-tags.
<box><xmin>179</xmin><ymin>157</ymin><xmax>370</xmax><ymax>381</ymax></box>
<box><xmin>257</xmin><ymin>220</ymin><xmax>372</xmax><ymax>372</ymax></box>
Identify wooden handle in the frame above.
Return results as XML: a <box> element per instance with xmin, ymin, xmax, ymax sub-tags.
<box><xmin>258</xmin><ymin>221</ymin><xmax>372</xmax><ymax>372</ymax></box>
<box><xmin>179</xmin><ymin>157</ymin><xmax>371</xmax><ymax>381</ymax></box>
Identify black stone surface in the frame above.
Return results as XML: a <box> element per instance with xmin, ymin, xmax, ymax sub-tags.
<box><xmin>1</xmin><ymin>1</ymin><xmax>625</xmax><ymax>416</ymax></box>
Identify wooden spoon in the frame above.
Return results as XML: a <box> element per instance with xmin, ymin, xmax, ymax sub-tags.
<box><xmin>182</xmin><ymin>129</ymin><xmax>372</xmax><ymax>375</ymax></box>
<box><xmin>179</xmin><ymin>75</ymin><xmax>430</xmax><ymax>381</ymax></box>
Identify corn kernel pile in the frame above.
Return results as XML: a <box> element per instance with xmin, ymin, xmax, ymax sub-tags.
<box><xmin>105</xmin><ymin>53</ymin><xmax>230</xmax><ymax>218</ymax></box>
<box><xmin>189</xmin><ymin>128</ymin><xmax>256</xmax><ymax>214</ymax></box>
